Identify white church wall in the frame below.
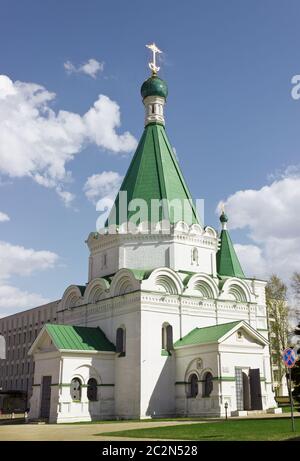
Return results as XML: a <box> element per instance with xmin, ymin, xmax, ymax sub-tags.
<box><xmin>174</xmin><ymin>326</ymin><xmax>277</xmax><ymax>417</ymax></box>
<box><xmin>56</xmin><ymin>276</ymin><xmax>276</xmax><ymax>420</ymax></box>
<box><xmin>140</xmin><ymin>306</ymin><xmax>179</xmax><ymax>418</ymax></box>
<box><xmin>56</xmin><ymin>353</ymin><xmax>115</xmax><ymax>423</ymax></box>
<box><xmin>175</xmin><ymin>345</ymin><xmax>220</xmax><ymax>416</ymax></box>
<box><xmin>58</xmin><ymin>291</ymin><xmax>142</xmax><ymax>419</ymax></box>
<box><xmin>113</xmin><ymin>309</ymin><xmax>141</xmax><ymax>419</ymax></box>
<box><xmin>87</xmin><ymin>229</ymin><xmax>219</xmax><ymax>280</ymax></box>
<box><xmin>28</xmin><ymin>351</ymin><xmax>61</xmax><ymax>422</ymax></box>
<box><xmin>89</xmin><ymin>245</ymin><xmax>120</xmax><ymax>280</ymax></box>
<box><xmin>172</xmin><ymin>241</ymin><xmax>216</xmax><ymax>275</ymax></box>
<box><xmin>121</xmin><ymin>241</ymin><xmax>170</xmax><ymax>271</ymax></box>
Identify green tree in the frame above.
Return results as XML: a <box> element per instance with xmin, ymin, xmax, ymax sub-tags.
<box><xmin>291</xmin><ymin>272</ymin><xmax>300</xmax><ymax>301</ymax></box>
<box><xmin>291</xmin><ymin>272</ymin><xmax>300</xmax><ymax>406</ymax></box>
<box><xmin>266</xmin><ymin>275</ymin><xmax>289</xmax><ymax>396</ymax></box>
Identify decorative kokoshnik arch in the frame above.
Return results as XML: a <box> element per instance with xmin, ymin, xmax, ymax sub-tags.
<box><xmin>141</xmin><ymin>267</ymin><xmax>184</xmax><ymax>295</ymax></box>
<box><xmin>219</xmin><ymin>277</ymin><xmax>254</xmax><ymax>303</ymax></box>
<box><xmin>184</xmin><ymin>273</ymin><xmax>219</xmax><ymax>299</ymax></box>
<box><xmin>83</xmin><ymin>278</ymin><xmax>110</xmax><ymax>304</ymax></box>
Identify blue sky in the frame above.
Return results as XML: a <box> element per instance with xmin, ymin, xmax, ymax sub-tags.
<box><xmin>0</xmin><ymin>0</ymin><xmax>300</xmax><ymax>315</ymax></box>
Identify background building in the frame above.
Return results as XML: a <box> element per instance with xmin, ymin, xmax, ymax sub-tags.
<box><xmin>0</xmin><ymin>301</ymin><xmax>59</xmax><ymax>411</ymax></box>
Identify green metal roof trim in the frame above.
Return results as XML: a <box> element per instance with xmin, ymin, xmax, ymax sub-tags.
<box><xmin>174</xmin><ymin>321</ymin><xmax>241</xmax><ymax>347</ymax></box>
<box><xmin>177</xmin><ymin>270</ymin><xmax>198</xmax><ymax>286</ymax></box>
<box><xmin>45</xmin><ymin>324</ymin><xmax>116</xmax><ymax>352</ymax></box>
<box><xmin>106</xmin><ymin>123</ymin><xmax>201</xmax><ymax>226</ymax></box>
<box><xmin>130</xmin><ymin>268</ymin><xmax>153</xmax><ymax>280</ymax></box>
<box><xmin>216</xmin><ymin>230</ymin><xmax>245</xmax><ymax>278</ymax></box>
<box><xmin>102</xmin><ymin>269</ymin><xmax>153</xmax><ymax>283</ymax></box>
<box><xmin>76</xmin><ymin>285</ymin><xmax>86</xmax><ymax>296</ymax></box>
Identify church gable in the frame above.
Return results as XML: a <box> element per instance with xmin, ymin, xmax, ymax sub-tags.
<box><xmin>29</xmin><ymin>329</ymin><xmax>57</xmax><ymax>354</ymax></box>
<box><xmin>174</xmin><ymin>321</ymin><xmax>268</xmax><ymax>350</ymax></box>
<box><xmin>29</xmin><ymin>324</ymin><xmax>116</xmax><ymax>355</ymax></box>
<box><xmin>220</xmin><ymin>322</ymin><xmax>268</xmax><ymax>348</ymax></box>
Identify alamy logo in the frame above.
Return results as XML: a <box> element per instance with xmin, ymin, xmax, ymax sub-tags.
<box><xmin>291</xmin><ymin>75</ymin><xmax>300</xmax><ymax>100</ymax></box>
<box><xmin>95</xmin><ymin>191</ymin><xmax>205</xmax><ymax>234</ymax></box>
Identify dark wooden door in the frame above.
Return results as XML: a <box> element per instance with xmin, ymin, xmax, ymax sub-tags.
<box><xmin>249</xmin><ymin>369</ymin><xmax>263</xmax><ymax>410</ymax></box>
<box><xmin>40</xmin><ymin>376</ymin><xmax>52</xmax><ymax>419</ymax></box>
<box><xmin>242</xmin><ymin>372</ymin><xmax>251</xmax><ymax>410</ymax></box>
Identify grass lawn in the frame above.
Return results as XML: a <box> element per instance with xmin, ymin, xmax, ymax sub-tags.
<box><xmin>281</xmin><ymin>406</ymin><xmax>300</xmax><ymax>413</ymax></box>
<box><xmin>62</xmin><ymin>417</ymin><xmax>211</xmax><ymax>425</ymax></box>
<box><xmin>100</xmin><ymin>418</ymin><xmax>300</xmax><ymax>441</ymax></box>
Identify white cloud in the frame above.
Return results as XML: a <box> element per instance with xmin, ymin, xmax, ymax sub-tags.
<box><xmin>234</xmin><ymin>244</ymin><xmax>267</xmax><ymax>279</ymax></box>
<box><xmin>0</xmin><ymin>211</ymin><xmax>9</xmax><ymax>222</ymax></box>
<box><xmin>0</xmin><ymin>285</ymin><xmax>49</xmax><ymax>316</ymax></box>
<box><xmin>84</xmin><ymin>171</ymin><xmax>123</xmax><ymax>204</ymax></box>
<box><xmin>84</xmin><ymin>171</ymin><xmax>123</xmax><ymax>229</ymax></box>
<box><xmin>0</xmin><ymin>241</ymin><xmax>58</xmax><ymax>315</ymax></box>
<box><xmin>0</xmin><ymin>75</ymin><xmax>137</xmax><ymax>204</ymax></box>
<box><xmin>56</xmin><ymin>186</ymin><xmax>76</xmax><ymax>208</ymax></box>
<box><xmin>64</xmin><ymin>58</ymin><xmax>104</xmax><ymax>78</ymax></box>
<box><xmin>0</xmin><ymin>241</ymin><xmax>58</xmax><ymax>280</ymax></box>
<box><xmin>218</xmin><ymin>170</ymin><xmax>300</xmax><ymax>281</ymax></box>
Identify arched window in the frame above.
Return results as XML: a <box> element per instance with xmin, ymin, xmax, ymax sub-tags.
<box><xmin>116</xmin><ymin>327</ymin><xmax>126</xmax><ymax>357</ymax></box>
<box><xmin>161</xmin><ymin>324</ymin><xmax>173</xmax><ymax>352</ymax></box>
<box><xmin>203</xmin><ymin>372</ymin><xmax>213</xmax><ymax>397</ymax></box>
<box><xmin>188</xmin><ymin>374</ymin><xmax>198</xmax><ymax>398</ymax></box>
<box><xmin>87</xmin><ymin>378</ymin><xmax>98</xmax><ymax>401</ymax></box>
<box><xmin>192</xmin><ymin>247</ymin><xmax>199</xmax><ymax>265</ymax></box>
<box><xmin>70</xmin><ymin>378</ymin><xmax>82</xmax><ymax>401</ymax></box>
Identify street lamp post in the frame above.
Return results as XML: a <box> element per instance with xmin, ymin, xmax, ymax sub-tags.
<box><xmin>224</xmin><ymin>402</ymin><xmax>228</xmax><ymax>420</ymax></box>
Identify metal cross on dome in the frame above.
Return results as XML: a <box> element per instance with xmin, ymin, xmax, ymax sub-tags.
<box><xmin>146</xmin><ymin>43</ymin><xmax>162</xmax><ymax>75</ymax></box>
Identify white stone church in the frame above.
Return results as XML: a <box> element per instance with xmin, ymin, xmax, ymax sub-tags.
<box><xmin>5</xmin><ymin>45</ymin><xmax>279</xmax><ymax>423</ymax></box>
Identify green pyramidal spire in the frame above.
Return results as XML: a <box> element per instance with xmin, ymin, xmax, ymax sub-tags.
<box><xmin>106</xmin><ymin>54</ymin><xmax>200</xmax><ymax>227</ymax></box>
<box><xmin>216</xmin><ymin>211</ymin><xmax>245</xmax><ymax>278</ymax></box>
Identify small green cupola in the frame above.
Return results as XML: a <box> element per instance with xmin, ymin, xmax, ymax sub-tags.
<box><xmin>141</xmin><ymin>76</ymin><xmax>168</xmax><ymax>100</ymax></box>
<box><xmin>216</xmin><ymin>210</ymin><xmax>245</xmax><ymax>279</ymax></box>
<box><xmin>220</xmin><ymin>210</ymin><xmax>228</xmax><ymax>224</ymax></box>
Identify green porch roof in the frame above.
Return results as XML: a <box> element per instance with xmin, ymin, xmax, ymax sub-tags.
<box><xmin>106</xmin><ymin>123</ymin><xmax>201</xmax><ymax>226</ymax></box>
<box><xmin>216</xmin><ymin>229</ymin><xmax>245</xmax><ymax>278</ymax></box>
<box><xmin>45</xmin><ymin>324</ymin><xmax>115</xmax><ymax>352</ymax></box>
<box><xmin>174</xmin><ymin>321</ymin><xmax>241</xmax><ymax>347</ymax></box>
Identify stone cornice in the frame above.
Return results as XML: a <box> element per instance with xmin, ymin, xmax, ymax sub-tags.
<box><xmin>87</xmin><ymin>229</ymin><xmax>219</xmax><ymax>253</ymax></box>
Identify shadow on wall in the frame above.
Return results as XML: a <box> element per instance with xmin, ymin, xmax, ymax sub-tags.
<box><xmin>146</xmin><ymin>354</ymin><xmax>176</xmax><ymax>417</ymax></box>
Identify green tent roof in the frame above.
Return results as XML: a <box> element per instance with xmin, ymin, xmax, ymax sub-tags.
<box><xmin>174</xmin><ymin>321</ymin><xmax>241</xmax><ymax>347</ymax></box>
<box><xmin>106</xmin><ymin>123</ymin><xmax>201</xmax><ymax>227</ymax></box>
<box><xmin>44</xmin><ymin>324</ymin><xmax>115</xmax><ymax>352</ymax></box>
<box><xmin>216</xmin><ymin>229</ymin><xmax>245</xmax><ymax>278</ymax></box>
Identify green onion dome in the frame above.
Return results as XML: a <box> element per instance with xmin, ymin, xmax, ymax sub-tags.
<box><xmin>141</xmin><ymin>75</ymin><xmax>168</xmax><ymax>100</ymax></box>
<box><xmin>220</xmin><ymin>211</ymin><xmax>228</xmax><ymax>223</ymax></box>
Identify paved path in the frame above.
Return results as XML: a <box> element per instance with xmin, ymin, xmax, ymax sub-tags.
<box><xmin>0</xmin><ymin>420</ymin><xmax>204</xmax><ymax>441</ymax></box>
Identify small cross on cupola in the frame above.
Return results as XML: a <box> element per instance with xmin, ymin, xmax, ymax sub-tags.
<box><xmin>220</xmin><ymin>203</ymin><xmax>229</xmax><ymax>230</ymax></box>
<box><xmin>141</xmin><ymin>42</ymin><xmax>168</xmax><ymax>126</ymax></box>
